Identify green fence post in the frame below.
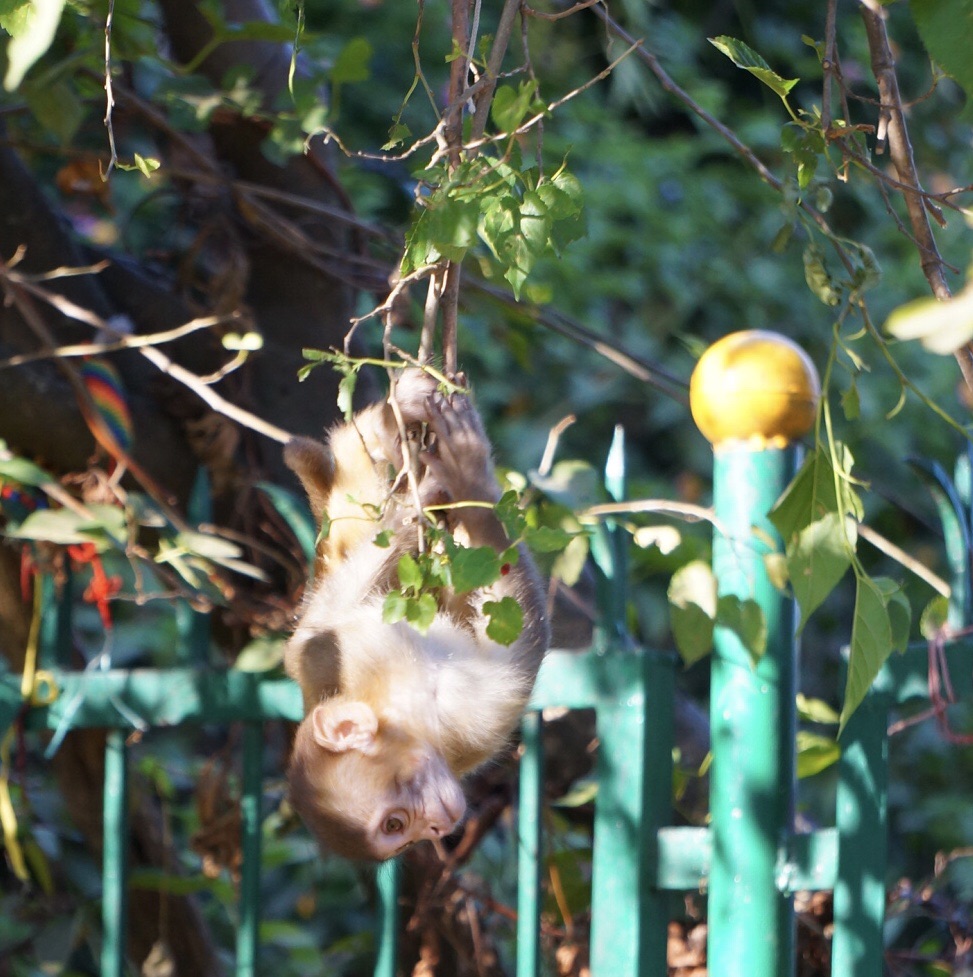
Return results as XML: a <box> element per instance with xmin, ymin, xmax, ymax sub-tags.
<box><xmin>832</xmin><ymin>692</ymin><xmax>889</xmax><ymax>977</ymax></box>
<box><xmin>374</xmin><ymin>859</ymin><xmax>401</xmax><ymax>977</ymax></box>
<box><xmin>102</xmin><ymin>729</ymin><xmax>129</xmax><ymax>977</ymax></box>
<box><xmin>587</xmin><ymin>425</ymin><xmax>675</xmax><ymax>976</ymax></box>
<box><xmin>516</xmin><ymin>709</ymin><xmax>543</xmax><ymax>977</ymax></box>
<box><xmin>237</xmin><ymin>721</ymin><xmax>263</xmax><ymax>977</ymax></box>
<box><xmin>690</xmin><ymin>331</ymin><xmax>819</xmax><ymax>977</ymax></box>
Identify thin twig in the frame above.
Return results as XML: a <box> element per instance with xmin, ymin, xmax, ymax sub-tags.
<box><xmin>859</xmin><ymin>7</ymin><xmax>951</xmax><ymax>299</ymax></box>
<box><xmin>821</xmin><ymin>0</ymin><xmax>838</xmax><ymax>134</ymax></box>
<box><xmin>103</xmin><ymin>0</ymin><xmax>118</xmax><ymax>178</ymax></box>
<box><xmin>855</xmin><ymin>520</ymin><xmax>950</xmax><ymax>596</ymax></box>
<box><xmin>5</xmin><ymin>272</ymin><xmax>294</xmax><ymax>445</ymax></box>
<box><xmin>523</xmin><ymin>0</ymin><xmax>602</xmax><ymax>22</ymax></box>
<box><xmin>470</xmin><ymin>0</ymin><xmax>523</xmax><ymax>143</ymax></box>
<box><xmin>538</xmin><ymin>415</ymin><xmax>576</xmax><ymax>477</ymax></box>
<box><xmin>859</xmin><ymin>7</ymin><xmax>973</xmax><ymax>396</ymax></box>
<box><xmin>0</xmin><ymin>314</ymin><xmax>236</xmax><ymax>370</ymax></box>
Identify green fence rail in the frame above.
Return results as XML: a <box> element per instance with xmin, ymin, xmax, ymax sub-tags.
<box><xmin>1</xmin><ymin>331</ymin><xmax>967</xmax><ymax>976</ymax></box>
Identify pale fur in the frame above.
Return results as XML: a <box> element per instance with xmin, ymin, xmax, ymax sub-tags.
<box><xmin>283</xmin><ymin>370</ymin><xmax>549</xmax><ymax>859</ymax></box>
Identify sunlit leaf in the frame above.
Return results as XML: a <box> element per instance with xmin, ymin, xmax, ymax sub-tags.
<box><xmin>331</xmin><ymin>37</ymin><xmax>372</xmax><ymax>85</ymax></box>
<box><xmin>716</xmin><ymin>595</ymin><xmax>767</xmax><ymax>665</ymax></box>
<box><xmin>796</xmin><ymin>730</ymin><xmax>841</xmax><ymax>778</ymax></box>
<box><xmin>840</xmin><ymin>575</ymin><xmax>893</xmax><ymax>734</ymax></box>
<box><xmin>668</xmin><ymin>560</ymin><xmax>717</xmax><ymax>665</ymax></box>
<box><xmin>4</xmin><ymin>0</ymin><xmax>66</xmax><ymax>91</ymax></box>
<box><xmin>803</xmin><ymin>242</ymin><xmax>841</xmax><ymax>306</ymax></box>
<box><xmin>450</xmin><ymin>544</ymin><xmax>501</xmax><ymax>592</ymax></box>
<box><xmin>886</xmin><ymin>286</ymin><xmax>973</xmax><ymax>355</ymax></box>
<box><xmin>911</xmin><ymin>0</ymin><xmax>973</xmax><ymax>120</ymax></box>
<box><xmin>920</xmin><ymin>594</ymin><xmax>950</xmax><ymax>640</ymax></box>
<box><xmin>234</xmin><ymin>635</ymin><xmax>285</xmax><ymax>672</ymax></box>
<box><xmin>788</xmin><ymin>512</ymin><xmax>855</xmax><ymax>631</ymax></box>
<box><xmin>483</xmin><ymin>596</ymin><xmax>524</xmax><ymax>645</ymax></box>
<box><xmin>796</xmin><ymin>694</ymin><xmax>840</xmax><ymax>725</ymax></box>
<box><xmin>708</xmin><ymin>35</ymin><xmax>799</xmax><ymax>100</ymax></box>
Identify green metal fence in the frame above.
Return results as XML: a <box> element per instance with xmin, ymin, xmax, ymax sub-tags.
<box><xmin>1</xmin><ymin>343</ymin><xmax>968</xmax><ymax>976</ymax></box>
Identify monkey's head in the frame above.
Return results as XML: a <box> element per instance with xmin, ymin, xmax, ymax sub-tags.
<box><xmin>288</xmin><ymin>697</ymin><xmax>467</xmax><ymax>861</ymax></box>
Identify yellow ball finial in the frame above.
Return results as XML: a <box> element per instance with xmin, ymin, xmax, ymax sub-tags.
<box><xmin>690</xmin><ymin>330</ymin><xmax>820</xmax><ymax>448</ymax></box>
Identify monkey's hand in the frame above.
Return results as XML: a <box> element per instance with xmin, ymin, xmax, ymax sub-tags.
<box><xmin>390</xmin><ymin>369</ymin><xmax>442</xmax><ymax>426</ymax></box>
<box><xmin>421</xmin><ymin>391</ymin><xmax>510</xmax><ymax>551</ymax></box>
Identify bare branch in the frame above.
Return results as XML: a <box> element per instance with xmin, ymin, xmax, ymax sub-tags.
<box><xmin>858</xmin><ymin>7</ymin><xmax>973</xmax><ymax>392</ymax></box>
<box><xmin>4</xmin><ymin>272</ymin><xmax>294</xmax><ymax>445</ymax></box>
<box><xmin>859</xmin><ymin>7</ymin><xmax>952</xmax><ymax>300</ymax></box>
<box><xmin>0</xmin><ymin>314</ymin><xmax>236</xmax><ymax>370</ymax></box>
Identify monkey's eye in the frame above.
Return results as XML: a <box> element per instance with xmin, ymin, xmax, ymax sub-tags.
<box><xmin>383</xmin><ymin>815</ymin><xmax>405</xmax><ymax>835</ymax></box>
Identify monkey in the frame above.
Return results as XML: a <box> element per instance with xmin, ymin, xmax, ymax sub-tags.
<box><xmin>283</xmin><ymin>369</ymin><xmax>549</xmax><ymax>861</ymax></box>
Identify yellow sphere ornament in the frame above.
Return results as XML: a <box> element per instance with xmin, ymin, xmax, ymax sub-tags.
<box><xmin>690</xmin><ymin>330</ymin><xmax>820</xmax><ymax>448</ymax></box>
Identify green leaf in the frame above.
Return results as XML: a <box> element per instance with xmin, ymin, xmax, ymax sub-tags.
<box><xmin>382</xmin><ymin>121</ymin><xmax>411</xmax><ymax>151</ymax></box>
<box><xmin>770</xmin><ymin>446</ymin><xmax>862</xmax><ymax>540</ymax></box>
<box><xmin>920</xmin><ymin>594</ymin><xmax>950</xmax><ymax>639</ymax></box>
<box><xmin>551</xmin><ymin>778</ymin><xmax>599</xmax><ymax>808</ymax></box>
<box><xmin>495</xmin><ymin>490</ymin><xmax>528</xmax><ymax>539</ymax></box>
<box><xmin>803</xmin><ymin>242</ymin><xmax>841</xmax><ymax>306</ymax></box>
<box><xmin>490</xmin><ymin>80</ymin><xmax>539</xmax><ymax>133</ymax></box>
<box><xmin>550</xmin><ymin>532</ymin><xmax>589</xmax><ymax>587</ymax></box>
<box><xmin>886</xmin><ymin>285</ymin><xmax>973</xmax><ymax>355</ymax></box>
<box><xmin>911</xmin><ymin>0</ymin><xmax>973</xmax><ymax>120</ymax></box>
<box><xmin>787</xmin><ymin>512</ymin><xmax>855</xmax><ymax>631</ymax></box>
<box><xmin>716</xmin><ymin>595</ymin><xmax>767</xmax><ymax>666</ymax></box>
<box><xmin>523</xmin><ymin>524</ymin><xmax>574</xmax><ymax>553</ymax></box>
<box><xmin>882</xmin><ymin>581</ymin><xmax>912</xmax><ymax>654</ymax></box>
<box><xmin>0</xmin><ymin>456</ymin><xmax>53</xmax><ymax>487</ymax></box>
<box><xmin>234</xmin><ymin>635</ymin><xmax>285</xmax><ymax>672</ymax></box>
<box><xmin>708</xmin><ymin>35</ymin><xmax>799</xmax><ymax>100</ymax></box>
<box><xmin>841</xmin><ymin>381</ymin><xmax>860</xmax><ymax>421</ymax></box>
<box><xmin>133</xmin><ymin>153</ymin><xmax>161</xmax><ymax>178</ymax></box>
<box><xmin>668</xmin><ymin>560</ymin><xmax>717</xmax><ymax>665</ymax></box>
<box><xmin>23</xmin><ymin>79</ymin><xmax>83</xmax><ymax>143</ymax></box>
<box><xmin>796</xmin><ymin>731</ymin><xmax>841</xmax><ymax>779</ymax></box>
<box><xmin>397</xmin><ymin>553</ymin><xmax>423</xmax><ymax>592</ymax></box>
<box><xmin>847</xmin><ymin>242</ymin><xmax>881</xmax><ymax>293</ymax></box>
<box><xmin>405</xmin><ymin>592</ymin><xmax>438</xmax><ymax>633</ymax></box>
<box><xmin>174</xmin><ymin>530</ymin><xmax>242</xmax><ymax>561</ymax></box>
<box><xmin>7</xmin><ymin>506</ymin><xmax>123</xmax><ymax>546</ymax></box>
<box><xmin>337</xmin><ymin>372</ymin><xmax>357</xmax><ymax>420</ymax></box>
<box><xmin>796</xmin><ymin>694</ymin><xmax>840</xmax><ymax>725</ymax></box>
<box><xmin>383</xmin><ymin>589</ymin><xmax>409</xmax><ymax>624</ymax></box>
<box><xmin>450</xmin><ymin>544</ymin><xmax>501</xmax><ymax>593</ymax></box>
<box><xmin>372</xmin><ymin>529</ymin><xmax>393</xmax><ymax>548</ymax></box>
<box><xmin>483</xmin><ymin>596</ymin><xmax>524</xmax><ymax>645</ymax></box>
<box><xmin>330</xmin><ymin>37</ymin><xmax>372</xmax><ymax>85</ymax></box>
<box><xmin>4</xmin><ymin>0</ymin><xmax>66</xmax><ymax>91</ymax></box>
<box><xmin>520</xmin><ymin>190</ymin><xmax>552</xmax><ymax>256</ymax></box>
<box><xmin>840</xmin><ymin>575</ymin><xmax>894</xmax><ymax>734</ymax></box>
<box><xmin>0</xmin><ymin>0</ymin><xmax>31</xmax><ymax>35</ymax></box>
<box><xmin>529</xmin><ymin>459</ymin><xmax>601</xmax><ymax>509</ymax></box>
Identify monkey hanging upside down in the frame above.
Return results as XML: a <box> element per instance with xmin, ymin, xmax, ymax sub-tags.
<box><xmin>283</xmin><ymin>370</ymin><xmax>550</xmax><ymax>861</ymax></box>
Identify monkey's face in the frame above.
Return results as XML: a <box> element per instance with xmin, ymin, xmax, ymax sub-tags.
<box><xmin>356</xmin><ymin>745</ymin><xmax>467</xmax><ymax>860</ymax></box>
<box><xmin>289</xmin><ymin>700</ymin><xmax>467</xmax><ymax>861</ymax></box>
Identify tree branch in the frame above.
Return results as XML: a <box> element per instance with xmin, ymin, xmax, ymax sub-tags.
<box><xmin>858</xmin><ymin>6</ymin><xmax>973</xmax><ymax>393</ymax></box>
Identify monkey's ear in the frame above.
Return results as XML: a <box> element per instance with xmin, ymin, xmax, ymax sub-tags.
<box><xmin>310</xmin><ymin>701</ymin><xmax>378</xmax><ymax>754</ymax></box>
<box><xmin>284</xmin><ymin>437</ymin><xmax>335</xmax><ymax>527</ymax></box>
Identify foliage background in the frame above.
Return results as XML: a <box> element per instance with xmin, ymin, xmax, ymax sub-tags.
<box><xmin>1</xmin><ymin>0</ymin><xmax>973</xmax><ymax>974</ymax></box>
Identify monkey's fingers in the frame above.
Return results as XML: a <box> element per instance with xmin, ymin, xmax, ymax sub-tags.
<box><xmin>393</xmin><ymin>369</ymin><xmax>441</xmax><ymax>423</ymax></box>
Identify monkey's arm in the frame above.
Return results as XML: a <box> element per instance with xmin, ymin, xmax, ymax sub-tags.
<box><xmin>422</xmin><ymin>393</ymin><xmax>550</xmax><ymax>670</ymax></box>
